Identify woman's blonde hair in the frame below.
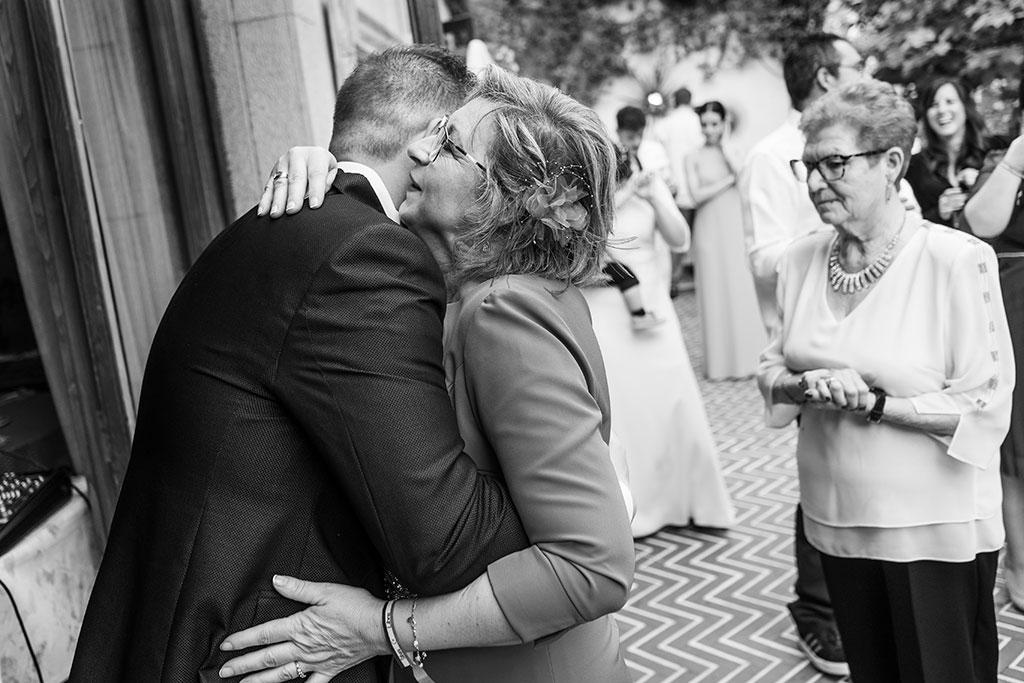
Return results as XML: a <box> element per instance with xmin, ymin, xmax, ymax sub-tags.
<box><xmin>451</xmin><ymin>67</ymin><xmax>616</xmax><ymax>288</ymax></box>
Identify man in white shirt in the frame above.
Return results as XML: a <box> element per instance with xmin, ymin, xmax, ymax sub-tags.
<box><xmin>740</xmin><ymin>38</ymin><xmax>919</xmax><ymax>335</ymax></box>
<box><xmin>651</xmin><ymin>89</ymin><xmax>703</xmax><ymax>295</ymax></box>
<box><xmin>652</xmin><ymin>87</ymin><xmax>704</xmax><ymax>215</ymax></box>
<box><xmin>738</xmin><ymin>33</ymin><xmax>867</xmax><ymax>678</ymax></box>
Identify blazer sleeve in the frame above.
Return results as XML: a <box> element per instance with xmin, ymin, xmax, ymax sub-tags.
<box><xmin>276</xmin><ymin>224</ymin><xmax>528</xmax><ymax>595</ymax></box>
<box><xmin>462</xmin><ymin>287</ymin><xmax>635</xmax><ymax>643</ymax></box>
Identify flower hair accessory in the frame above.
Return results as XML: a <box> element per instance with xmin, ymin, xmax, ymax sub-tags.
<box><xmin>523</xmin><ymin>168</ymin><xmax>590</xmax><ymax>246</ymax></box>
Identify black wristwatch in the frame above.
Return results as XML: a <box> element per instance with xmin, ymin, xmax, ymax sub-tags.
<box><xmin>867</xmin><ymin>387</ymin><xmax>886</xmax><ymax>423</ymax></box>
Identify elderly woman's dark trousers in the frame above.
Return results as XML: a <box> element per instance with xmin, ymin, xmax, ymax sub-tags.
<box><xmin>790</xmin><ymin>504</ymin><xmax>835</xmax><ymax>626</ymax></box>
<box><xmin>820</xmin><ymin>550</ymin><xmax>999</xmax><ymax>683</ymax></box>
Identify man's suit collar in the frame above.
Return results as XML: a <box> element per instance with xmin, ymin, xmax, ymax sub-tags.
<box><xmin>332</xmin><ymin>161</ymin><xmax>401</xmax><ymax>223</ymax></box>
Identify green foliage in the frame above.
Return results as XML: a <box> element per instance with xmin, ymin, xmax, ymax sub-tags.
<box><xmin>846</xmin><ymin>0</ymin><xmax>1023</xmax><ymax>87</ymax></box>
<box><xmin>463</xmin><ymin>0</ymin><xmax>1021</xmax><ymax>122</ymax></box>
<box><xmin>467</xmin><ymin>0</ymin><xmax>630</xmax><ymax>104</ymax></box>
<box><xmin>646</xmin><ymin>0</ymin><xmax>827</xmax><ymax>64</ymax></box>
<box><xmin>842</xmin><ymin>0</ymin><xmax>1023</xmax><ymax>133</ymax></box>
<box><xmin>466</xmin><ymin>0</ymin><xmax>829</xmax><ymax>103</ymax></box>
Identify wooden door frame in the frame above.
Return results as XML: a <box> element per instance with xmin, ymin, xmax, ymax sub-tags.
<box><xmin>408</xmin><ymin>0</ymin><xmax>445</xmax><ymax>45</ymax></box>
<box><xmin>0</xmin><ymin>0</ymin><xmax>134</xmax><ymax>539</ymax></box>
<box><xmin>0</xmin><ymin>0</ymin><xmax>447</xmax><ymax>541</ymax></box>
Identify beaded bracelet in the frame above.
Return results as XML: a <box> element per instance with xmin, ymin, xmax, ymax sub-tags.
<box><xmin>407</xmin><ymin>597</ymin><xmax>428</xmax><ymax>667</ymax></box>
<box><xmin>1000</xmin><ymin>160</ymin><xmax>1024</xmax><ymax>180</ymax></box>
<box><xmin>383</xmin><ymin>599</ymin><xmax>412</xmax><ymax>668</ymax></box>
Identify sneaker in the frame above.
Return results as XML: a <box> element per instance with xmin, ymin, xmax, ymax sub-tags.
<box><xmin>795</xmin><ymin>623</ymin><xmax>850</xmax><ymax>677</ymax></box>
<box><xmin>631</xmin><ymin>312</ymin><xmax>664</xmax><ymax>331</ymax></box>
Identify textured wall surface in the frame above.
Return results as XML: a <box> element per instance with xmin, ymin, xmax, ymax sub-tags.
<box><xmin>0</xmin><ymin>482</ymin><xmax>98</xmax><ymax>683</ymax></box>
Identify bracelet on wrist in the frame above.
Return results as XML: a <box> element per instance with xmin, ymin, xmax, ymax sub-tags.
<box><xmin>383</xmin><ymin>599</ymin><xmax>412</xmax><ymax>668</ymax></box>
<box><xmin>406</xmin><ymin>596</ymin><xmax>427</xmax><ymax>668</ymax></box>
<box><xmin>999</xmin><ymin>161</ymin><xmax>1024</xmax><ymax>180</ymax></box>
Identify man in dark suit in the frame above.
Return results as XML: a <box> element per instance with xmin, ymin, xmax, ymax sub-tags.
<box><xmin>68</xmin><ymin>45</ymin><xmax>528</xmax><ymax>683</ymax></box>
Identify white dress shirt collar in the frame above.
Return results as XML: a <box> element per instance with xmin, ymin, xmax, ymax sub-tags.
<box><xmin>338</xmin><ymin>161</ymin><xmax>401</xmax><ymax>224</ymax></box>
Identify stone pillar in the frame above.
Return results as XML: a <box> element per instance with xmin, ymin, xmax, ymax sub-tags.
<box><xmin>195</xmin><ymin>0</ymin><xmax>343</xmax><ymax>218</ymax></box>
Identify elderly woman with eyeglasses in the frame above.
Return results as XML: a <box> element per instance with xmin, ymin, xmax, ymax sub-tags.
<box><xmin>758</xmin><ymin>79</ymin><xmax>1014</xmax><ymax>682</ymax></box>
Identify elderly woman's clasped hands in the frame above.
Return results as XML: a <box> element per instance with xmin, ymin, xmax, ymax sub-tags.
<box><xmin>791</xmin><ymin>368</ymin><xmax>876</xmax><ymax>412</ymax></box>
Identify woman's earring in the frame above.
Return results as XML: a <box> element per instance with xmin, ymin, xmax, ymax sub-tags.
<box><xmin>885</xmin><ymin>182</ymin><xmax>894</xmax><ymax>201</ymax></box>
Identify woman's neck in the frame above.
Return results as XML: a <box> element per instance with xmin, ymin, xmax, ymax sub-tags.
<box><xmin>938</xmin><ymin>129</ymin><xmax>964</xmax><ymax>165</ymax></box>
<box><xmin>837</xmin><ymin>202</ymin><xmax>907</xmax><ymax>266</ymax></box>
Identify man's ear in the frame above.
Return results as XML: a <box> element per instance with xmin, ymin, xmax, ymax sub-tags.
<box><xmin>815</xmin><ymin>65</ymin><xmax>835</xmax><ymax>93</ymax></box>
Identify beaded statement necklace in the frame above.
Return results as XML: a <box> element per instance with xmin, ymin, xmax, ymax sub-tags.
<box><xmin>828</xmin><ymin>215</ymin><xmax>906</xmax><ymax>295</ymax></box>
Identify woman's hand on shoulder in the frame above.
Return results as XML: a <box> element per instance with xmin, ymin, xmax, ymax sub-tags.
<box><xmin>218</xmin><ymin>575</ymin><xmax>385</xmax><ymax>682</ymax></box>
<box><xmin>799</xmin><ymin>368</ymin><xmax>876</xmax><ymax>413</ymax></box>
<box><xmin>258</xmin><ymin>147</ymin><xmax>339</xmax><ymax>219</ymax></box>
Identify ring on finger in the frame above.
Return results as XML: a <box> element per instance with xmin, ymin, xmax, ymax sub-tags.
<box><xmin>294</xmin><ymin>661</ymin><xmax>307</xmax><ymax>679</ymax></box>
<box><xmin>273</xmin><ymin>169</ymin><xmax>289</xmax><ymax>181</ymax></box>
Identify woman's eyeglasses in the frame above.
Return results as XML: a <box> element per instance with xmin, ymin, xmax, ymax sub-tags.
<box><xmin>790</xmin><ymin>150</ymin><xmax>886</xmax><ymax>182</ymax></box>
<box><xmin>428</xmin><ymin>115</ymin><xmax>487</xmax><ymax>173</ymax></box>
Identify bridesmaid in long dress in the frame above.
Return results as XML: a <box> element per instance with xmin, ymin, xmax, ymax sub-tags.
<box><xmin>685</xmin><ymin>101</ymin><xmax>766</xmax><ymax>379</ymax></box>
<box><xmin>583</xmin><ymin>148</ymin><xmax>735</xmax><ymax>538</ymax></box>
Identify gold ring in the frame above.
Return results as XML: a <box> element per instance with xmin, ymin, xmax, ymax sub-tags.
<box><xmin>273</xmin><ymin>170</ymin><xmax>289</xmax><ymax>181</ymax></box>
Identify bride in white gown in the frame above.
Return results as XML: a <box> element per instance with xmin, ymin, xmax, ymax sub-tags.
<box><xmin>583</xmin><ymin>150</ymin><xmax>735</xmax><ymax>538</ymax></box>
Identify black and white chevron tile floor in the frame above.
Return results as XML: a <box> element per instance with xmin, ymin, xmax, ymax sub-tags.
<box><xmin>614</xmin><ymin>288</ymin><xmax>1024</xmax><ymax>682</ymax></box>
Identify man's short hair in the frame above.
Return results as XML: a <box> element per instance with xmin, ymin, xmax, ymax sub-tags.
<box><xmin>673</xmin><ymin>87</ymin><xmax>692</xmax><ymax>108</ymax></box>
<box><xmin>616</xmin><ymin>105</ymin><xmax>647</xmax><ymax>132</ymax></box>
<box><xmin>330</xmin><ymin>44</ymin><xmax>475</xmax><ymax>161</ymax></box>
<box><xmin>783</xmin><ymin>33</ymin><xmax>845</xmax><ymax>110</ymax></box>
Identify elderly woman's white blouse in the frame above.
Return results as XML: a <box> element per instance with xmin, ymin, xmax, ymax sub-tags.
<box><xmin>758</xmin><ymin>217</ymin><xmax>1014</xmax><ymax>562</ymax></box>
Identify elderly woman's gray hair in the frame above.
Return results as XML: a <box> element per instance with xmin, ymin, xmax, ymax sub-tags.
<box><xmin>451</xmin><ymin>67</ymin><xmax>617</xmax><ymax>288</ymax></box>
<box><xmin>800</xmin><ymin>79</ymin><xmax>917</xmax><ymax>179</ymax></box>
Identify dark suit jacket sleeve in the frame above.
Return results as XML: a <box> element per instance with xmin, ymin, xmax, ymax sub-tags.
<box><xmin>276</xmin><ymin>223</ymin><xmax>527</xmax><ymax>595</ymax></box>
<box><xmin>464</xmin><ymin>287</ymin><xmax>635</xmax><ymax>642</ymax></box>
